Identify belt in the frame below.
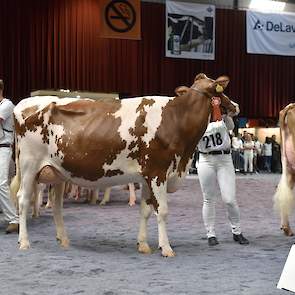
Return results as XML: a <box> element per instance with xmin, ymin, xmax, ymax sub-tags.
<box><xmin>0</xmin><ymin>143</ymin><xmax>12</xmax><ymax>148</ymax></box>
<box><xmin>199</xmin><ymin>150</ymin><xmax>231</xmax><ymax>155</ymax></box>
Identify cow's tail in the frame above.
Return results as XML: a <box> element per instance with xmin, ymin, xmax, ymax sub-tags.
<box><xmin>273</xmin><ymin>107</ymin><xmax>295</xmax><ymax>227</ymax></box>
<box><xmin>10</xmin><ymin>136</ymin><xmax>20</xmax><ymax>208</ymax></box>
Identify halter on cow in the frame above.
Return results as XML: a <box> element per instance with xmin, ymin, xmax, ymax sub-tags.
<box><xmin>12</xmin><ymin>73</ymin><xmax>238</xmax><ymax>256</ymax></box>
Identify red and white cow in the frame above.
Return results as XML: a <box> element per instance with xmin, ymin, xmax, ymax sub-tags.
<box><xmin>274</xmin><ymin>103</ymin><xmax>295</xmax><ymax>236</ymax></box>
<box><xmin>13</xmin><ymin>73</ymin><xmax>237</xmax><ymax>256</ymax></box>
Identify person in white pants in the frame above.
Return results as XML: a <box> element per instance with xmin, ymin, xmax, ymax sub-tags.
<box><xmin>0</xmin><ymin>79</ymin><xmax>19</xmax><ymax>234</ymax></box>
<box><xmin>197</xmin><ymin>97</ymin><xmax>249</xmax><ymax>246</ymax></box>
<box><xmin>243</xmin><ymin>133</ymin><xmax>254</xmax><ymax>173</ymax></box>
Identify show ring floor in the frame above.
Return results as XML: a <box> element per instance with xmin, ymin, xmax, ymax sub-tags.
<box><xmin>0</xmin><ymin>173</ymin><xmax>294</xmax><ymax>295</ymax></box>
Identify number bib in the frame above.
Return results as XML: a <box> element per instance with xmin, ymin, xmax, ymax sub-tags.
<box><xmin>198</xmin><ymin>120</ymin><xmax>231</xmax><ymax>153</ymax></box>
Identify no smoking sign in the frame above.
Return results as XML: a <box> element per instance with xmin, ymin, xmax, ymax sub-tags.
<box><xmin>100</xmin><ymin>0</ymin><xmax>140</xmax><ymax>39</ymax></box>
<box><xmin>105</xmin><ymin>0</ymin><xmax>136</xmax><ymax>33</ymax></box>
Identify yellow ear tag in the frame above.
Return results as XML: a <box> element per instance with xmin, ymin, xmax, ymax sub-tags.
<box><xmin>216</xmin><ymin>84</ymin><xmax>223</xmax><ymax>93</ymax></box>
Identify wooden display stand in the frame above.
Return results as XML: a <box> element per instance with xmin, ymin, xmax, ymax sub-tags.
<box><xmin>30</xmin><ymin>89</ymin><xmax>118</xmax><ymax>100</ymax></box>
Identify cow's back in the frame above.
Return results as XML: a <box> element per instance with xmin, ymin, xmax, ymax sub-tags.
<box><xmin>14</xmin><ymin>95</ymin><xmax>176</xmax><ymax>188</ymax></box>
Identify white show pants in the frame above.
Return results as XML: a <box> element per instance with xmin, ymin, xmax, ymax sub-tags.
<box><xmin>0</xmin><ymin>147</ymin><xmax>19</xmax><ymax>224</ymax></box>
<box><xmin>244</xmin><ymin>150</ymin><xmax>253</xmax><ymax>173</ymax></box>
<box><xmin>198</xmin><ymin>153</ymin><xmax>241</xmax><ymax>238</ymax></box>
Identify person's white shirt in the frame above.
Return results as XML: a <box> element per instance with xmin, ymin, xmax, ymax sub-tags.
<box><xmin>243</xmin><ymin>140</ymin><xmax>254</xmax><ymax>155</ymax></box>
<box><xmin>232</xmin><ymin>137</ymin><xmax>243</xmax><ymax>150</ymax></box>
<box><xmin>0</xmin><ymin>98</ymin><xmax>15</xmax><ymax>145</ymax></box>
<box><xmin>254</xmin><ymin>140</ymin><xmax>262</xmax><ymax>156</ymax></box>
<box><xmin>197</xmin><ymin>119</ymin><xmax>231</xmax><ymax>153</ymax></box>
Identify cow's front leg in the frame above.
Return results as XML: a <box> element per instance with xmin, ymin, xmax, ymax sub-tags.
<box><xmin>151</xmin><ymin>180</ymin><xmax>175</xmax><ymax>257</ymax></box>
<box><xmin>52</xmin><ymin>182</ymin><xmax>69</xmax><ymax>248</ymax></box>
<box><xmin>137</xmin><ymin>184</ymin><xmax>152</xmax><ymax>254</ymax></box>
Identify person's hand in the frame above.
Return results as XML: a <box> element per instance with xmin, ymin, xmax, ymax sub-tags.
<box><xmin>227</xmin><ymin>101</ymin><xmax>240</xmax><ymax>117</ymax></box>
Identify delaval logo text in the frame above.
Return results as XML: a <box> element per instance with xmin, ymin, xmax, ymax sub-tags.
<box><xmin>253</xmin><ymin>19</ymin><xmax>295</xmax><ymax>33</ymax></box>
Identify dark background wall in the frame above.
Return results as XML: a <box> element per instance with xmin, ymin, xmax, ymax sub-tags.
<box><xmin>0</xmin><ymin>0</ymin><xmax>294</xmax><ymax>119</ymax></box>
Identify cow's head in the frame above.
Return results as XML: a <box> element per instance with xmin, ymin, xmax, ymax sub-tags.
<box><xmin>175</xmin><ymin>73</ymin><xmax>239</xmax><ymax>116</ymax></box>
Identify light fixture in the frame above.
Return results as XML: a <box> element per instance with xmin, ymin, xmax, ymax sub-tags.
<box><xmin>249</xmin><ymin>0</ymin><xmax>286</xmax><ymax>11</ymax></box>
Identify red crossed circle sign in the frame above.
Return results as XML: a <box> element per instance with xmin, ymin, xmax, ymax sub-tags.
<box><xmin>105</xmin><ymin>0</ymin><xmax>136</xmax><ymax>33</ymax></box>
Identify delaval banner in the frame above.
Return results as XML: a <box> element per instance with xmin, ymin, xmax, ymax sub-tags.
<box><xmin>166</xmin><ymin>1</ymin><xmax>215</xmax><ymax>60</ymax></box>
<box><xmin>247</xmin><ymin>10</ymin><xmax>295</xmax><ymax>56</ymax></box>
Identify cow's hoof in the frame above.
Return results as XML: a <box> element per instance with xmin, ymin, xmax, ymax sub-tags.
<box><xmin>281</xmin><ymin>226</ymin><xmax>294</xmax><ymax>236</ymax></box>
<box><xmin>32</xmin><ymin>213</ymin><xmax>40</xmax><ymax>218</ymax></box>
<box><xmin>19</xmin><ymin>241</ymin><xmax>30</xmax><ymax>250</ymax></box>
<box><xmin>137</xmin><ymin>242</ymin><xmax>152</xmax><ymax>254</ymax></box>
<box><xmin>57</xmin><ymin>237</ymin><xmax>70</xmax><ymax>248</ymax></box>
<box><xmin>99</xmin><ymin>201</ymin><xmax>107</xmax><ymax>206</ymax></box>
<box><xmin>161</xmin><ymin>247</ymin><xmax>176</xmax><ymax>257</ymax></box>
<box><xmin>128</xmin><ymin>201</ymin><xmax>136</xmax><ymax>207</ymax></box>
<box><xmin>45</xmin><ymin>204</ymin><xmax>52</xmax><ymax>209</ymax></box>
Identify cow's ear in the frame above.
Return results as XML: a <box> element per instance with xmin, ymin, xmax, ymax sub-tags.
<box><xmin>175</xmin><ymin>86</ymin><xmax>189</xmax><ymax>96</ymax></box>
<box><xmin>194</xmin><ymin>73</ymin><xmax>208</xmax><ymax>81</ymax></box>
<box><xmin>212</xmin><ymin>76</ymin><xmax>230</xmax><ymax>92</ymax></box>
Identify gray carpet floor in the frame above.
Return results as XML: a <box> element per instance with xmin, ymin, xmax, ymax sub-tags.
<box><xmin>0</xmin><ymin>173</ymin><xmax>294</xmax><ymax>295</ymax></box>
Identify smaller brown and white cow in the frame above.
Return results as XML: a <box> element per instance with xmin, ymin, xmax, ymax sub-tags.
<box><xmin>82</xmin><ymin>183</ymin><xmax>137</xmax><ymax>206</ymax></box>
<box><xmin>274</xmin><ymin>103</ymin><xmax>295</xmax><ymax>236</ymax></box>
<box><xmin>10</xmin><ymin>181</ymin><xmax>136</xmax><ymax>218</ymax></box>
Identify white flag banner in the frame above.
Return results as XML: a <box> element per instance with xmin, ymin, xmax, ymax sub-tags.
<box><xmin>247</xmin><ymin>10</ymin><xmax>295</xmax><ymax>56</ymax></box>
<box><xmin>166</xmin><ymin>1</ymin><xmax>215</xmax><ymax>60</ymax></box>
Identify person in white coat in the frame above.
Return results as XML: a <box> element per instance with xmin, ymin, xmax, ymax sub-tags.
<box><xmin>197</xmin><ymin>96</ymin><xmax>249</xmax><ymax>246</ymax></box>
<box><xmin>243</xmin><ymin>133</ymin><xmax>254</xmax><ymax>174</ymax></box>
<box><xmin>0</xmin><ymin>79</ymin><xmax>19</xmax><ymax>233</ymax></box>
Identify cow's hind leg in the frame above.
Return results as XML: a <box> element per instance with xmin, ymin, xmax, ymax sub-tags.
<box><xmin>18</xmin><ymin>177</ymin><xmax>36</xmax><ymax>250</ymax></box>
<box><xmin>281</xmin><ymin>172</ymin><xmax>295</xmax><ymax>236</ymax></box>
<box><xmin>274</xmin><ymin>171</ymin><xmax>295</xmax><ymax>236</ymax></box>
<box><xmin>51</xmin><ymin>182</ymin><xmax>69</xmax><ymax>248</ymax></box>
<box><xmin>137</xmin><ymin>184</ymin><xmax>152</xmax><ymax>254</ymax></box>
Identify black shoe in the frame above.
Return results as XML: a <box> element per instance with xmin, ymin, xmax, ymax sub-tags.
<box><xmin>208</xmin><ymin>237</ymin><xmax>219</xmax><ymax>246</ymax></box>
<box><xmin>233</xmin><ymin>233</ymin><xmax>249</xmax><ymax>245</ymax></box>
